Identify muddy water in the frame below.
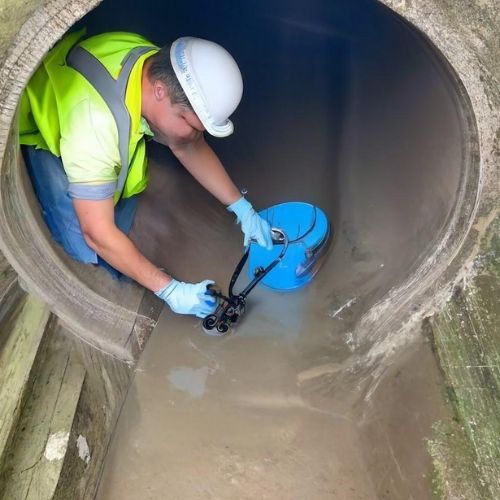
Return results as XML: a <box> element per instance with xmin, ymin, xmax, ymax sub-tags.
<box><xmin>95</xmin><ymin>150</ymin><xmax>450</xmax><ymax>499</ymax></box>
<box><xmin>96</xmin><ymin>268</ymin><xmax>447</xmax><ymax>499</ymax></box>
<box><xmin>97</xmin><ymin>316</ymin><xmax>373</xmax><ymax>499</ymax></box>
<box><xmin>88</xmin><ymin>0</ymin><xmax>465</xmax><ymax>497</ymax></box>
<box><xmin>96</xmin><ymin>239</ymin><xmax>448</xmax><ymax>500</ymax></box>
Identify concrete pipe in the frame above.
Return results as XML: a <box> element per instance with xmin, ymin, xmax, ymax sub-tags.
<box><xmin>0</xmin><ymin>0</ymin><xmax>496</xmax><ymax>369</ymax></box>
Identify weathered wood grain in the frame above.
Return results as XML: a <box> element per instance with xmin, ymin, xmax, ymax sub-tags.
<box><xmin>0</xmin><ymin>294</ymin><xmax>50</xmax><ymax>472</ymax></box>
<box><xmin>0</xmin><ymin>325</ymin><xmax>86</xmax><ymax>499</ymax></box>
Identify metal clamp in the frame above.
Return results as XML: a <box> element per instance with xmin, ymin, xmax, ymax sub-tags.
<box><xmin>202</xmin><ymin>228</ymin><xmax>288</xmax><ymax>336</ymax></box>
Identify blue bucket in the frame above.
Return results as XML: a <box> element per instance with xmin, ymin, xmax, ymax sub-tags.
<box><xmin>248</xmin><ymin>202</ymin><xmax>331</xmax><ymax>291</ymax></box>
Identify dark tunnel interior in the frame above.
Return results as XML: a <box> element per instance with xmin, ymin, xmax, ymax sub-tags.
<box><xmin>68</xmin><ymin>0</ymin><xmax>466</xmax><ymax>330</ymax></box>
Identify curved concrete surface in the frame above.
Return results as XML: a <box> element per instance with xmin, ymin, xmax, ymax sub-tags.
<box><xmin>0</xmin><ymin>0</ymin><xmax>497</xmax><ymax>497</ymax></box>
<box><xmin>0</xmin><ymin>0</ymin><xmax>500</xmax><ymax>498</ymax></box>
<box><xmin>0</xmin><ymin>0</ymin><xmax>498</xmax><ymax>497</ymax></box>
<box><xmin>0</xmin><ymin>0</ymin><xmax>161</xmax><ymax>362</ymax></box>
<box><xmin>71</xmin><ymin>0</ymin><xmax>476</xmax><ymax>497</ymax></box>
<box><xmin>78</xmin><ymin>0</ymin><xmax>473</xmax><ymax>356</ymax></box>
<box><xmin>0</xmin><ymin>0</ymin><xmax>480</xmax><ymax>360</ymax></box>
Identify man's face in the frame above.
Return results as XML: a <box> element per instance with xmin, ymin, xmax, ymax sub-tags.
<box><xmin>149</xmin><ymin>81</ymin><xmax>205</xmax><ymax>146</ymax></box>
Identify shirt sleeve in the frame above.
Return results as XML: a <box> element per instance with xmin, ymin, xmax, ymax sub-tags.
<box><xmin>60</xmin><ymin>97</ymin><xmax>121</xmax><ymax>187</ymax></box>
<box><xmin>68</xmin><ymin>182</ymin><xmax>116</xmax><ymax>200</ymax></box>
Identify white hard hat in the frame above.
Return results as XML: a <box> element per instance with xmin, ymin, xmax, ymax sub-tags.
<box><xmin>170</xmin><ymin>37</ymin><xmax>243</xmax><ymax>137</ymax></box>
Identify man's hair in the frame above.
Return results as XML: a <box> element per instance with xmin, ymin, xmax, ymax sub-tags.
<box><xmin>147</xmin><ymin>45</ymin><xmax>192</xmax><ymax>109</ymax></box>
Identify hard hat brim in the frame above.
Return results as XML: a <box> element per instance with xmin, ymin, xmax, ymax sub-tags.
<box><xmin>205</xmin><ymin>119</ymin><xmax>234</xmax><ymax>138</ymax></box>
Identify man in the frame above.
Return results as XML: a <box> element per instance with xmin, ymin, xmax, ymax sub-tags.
<box><xmin>19</xmin><ymin>30</ymin><xmax>273</xmax><ymax>318</ymax></box>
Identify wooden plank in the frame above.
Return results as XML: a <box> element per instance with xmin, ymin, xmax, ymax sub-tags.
<box><xmin>0</xmin><ymin>254</ymin><xmax>17</xmax><ymax>297</ymax></box>
<box><xmin>0</xmin><ymin>320</ymin><xmax>134</xmax><ymax>500</ymax></box>
<box><xmin>0</xmin><ymin>326</ymin><xmax>86</xmax><ymax>499</ymax></box>
<box><xmin>0</xmin><ymin>254</ymin><xmax>24</xmax><ymax>359</ymax></box>
<box><xmin>0</xmin><ymin>295</ymin><xmax>50</xmax><ymax>469</ymax></box>
<box><xmin>55</xmin><ymin>336</ymin><xmax>133</xmax><ymax>499</ymax></box>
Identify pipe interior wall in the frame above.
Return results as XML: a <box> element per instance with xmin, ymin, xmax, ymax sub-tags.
<box><xmin>78</xmin><ymin>0</ymin><xmax>464</xmax><ymax>314</ymax></box>
<box><xmin>73</xmin><ymin>0</ymin><xmax>470</xmax><ymax>497</ymax></box>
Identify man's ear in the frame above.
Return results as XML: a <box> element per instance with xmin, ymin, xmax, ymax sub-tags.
<box><xmin>153</xmin><ymin>81</ymin><xmax>167</xmax><ymax>101</ymax></box>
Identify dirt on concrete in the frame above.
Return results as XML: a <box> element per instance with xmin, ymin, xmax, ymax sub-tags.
<box><xmin>96</xmin><ymin>296</ymin><xmax>449</xmax><ymax>500</ymax></box>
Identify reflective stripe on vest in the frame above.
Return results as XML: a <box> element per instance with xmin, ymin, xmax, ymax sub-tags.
<box><xmin>66</xmin><ymin>45</ymin><xmax>153</xmax><ymax>196</ymax></box>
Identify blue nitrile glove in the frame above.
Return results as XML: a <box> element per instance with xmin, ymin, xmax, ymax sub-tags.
<box><xmin>227</xmin><ymin>196</ymin><xmax>273</xmax><ymax>250</ymax></box>
<box><xmin>155</xmin><ymin>279</ymin><xmax>217</xmax><ymax>318</ymax></box>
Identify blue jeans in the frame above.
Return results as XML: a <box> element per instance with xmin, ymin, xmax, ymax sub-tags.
<box><xmin>22</xmin><ymin>146</ymin><xmax>138</xmax><ymax>278</ymax></box>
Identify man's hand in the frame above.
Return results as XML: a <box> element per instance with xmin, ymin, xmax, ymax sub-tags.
<box><xmin>155</xmin><ymin>279</ymin><xmax>217</xmax><ymax>318</ymax></box>
<box><xmin>227</xmin><ymin>196</ymin><xmax>273</xmax><ymax>250</ymax></box>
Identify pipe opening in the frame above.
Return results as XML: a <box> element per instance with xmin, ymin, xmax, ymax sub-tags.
<box><xmin>0</xmin><ymin>0</ymin><xmax>478</xmax><ymax>360</ymax></box>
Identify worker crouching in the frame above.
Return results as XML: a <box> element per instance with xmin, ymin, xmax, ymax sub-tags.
<box><xmin>19</xmin><ymin>30</ymin><xmax>273</xmax><ymax>318</ymax></box>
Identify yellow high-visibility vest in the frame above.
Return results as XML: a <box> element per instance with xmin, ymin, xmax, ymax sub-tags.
<box><xmin>19</xmin><ymin>29</ymin><xmax>159</xmax><ymax>202</ymax></box>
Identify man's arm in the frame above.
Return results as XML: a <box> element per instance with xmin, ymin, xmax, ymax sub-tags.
<box><xmin>170</xmin><ymin>133</ymin><xmax>242</xmax><ymax>206</ymax></box>
<box><xmin>169</xmin><ymin>132</ymin><xmax>273</xmax><ymax>249</ymax></box>
<box><xmin>73</xmin><ymin>197</ymin><xmax>171</xmax><ymax>292</ymax></box>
